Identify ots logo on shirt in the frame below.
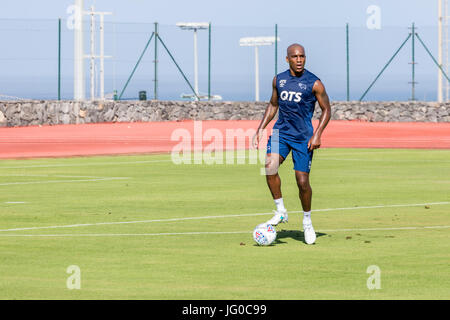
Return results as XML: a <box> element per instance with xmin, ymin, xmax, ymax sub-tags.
<box><xmin>279</xmin><ymin>90</ymin><xmax>302</xmax><ymax>102</ymax></box>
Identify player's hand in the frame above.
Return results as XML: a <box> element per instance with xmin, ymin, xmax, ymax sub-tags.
<box><xmin>307</xmin><ymin>134</ymin><xmax>321</xmax><ymax>152</ymax></box>
<box><xmin>252</xmin><ymin>129</ymin><xmax>263</xmax><ymax>149</ymax></box>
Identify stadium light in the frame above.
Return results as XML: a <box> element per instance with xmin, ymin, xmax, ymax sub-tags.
<box><xmin>240</xmin><ymin>36</ymin><xmax>280</xmax><ymax>101</ymax></box>
<box><xmin>176</xmin><ymin>22</ymin><xmax>210</xmax><ymax>100</ymax></box>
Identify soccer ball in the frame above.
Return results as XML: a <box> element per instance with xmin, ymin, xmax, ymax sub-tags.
<box><xmin>253</xmin><ymin>223</ymin><xmax>277</xmax><ymax>246</ymax></box>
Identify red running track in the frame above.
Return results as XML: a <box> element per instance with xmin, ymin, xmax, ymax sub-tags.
<box><xmin>0</xmin><ymin>120</ymin><xmax>449</xmax><ymax>159</ymax></box>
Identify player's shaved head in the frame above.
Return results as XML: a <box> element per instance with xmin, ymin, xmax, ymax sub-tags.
<box><xmin>287</xmin><ymin>43</ymin><xmax>305</xmax><ymax>57</ymax></box>
<box><xmin>286</xmin><ymin>43</ymin><xmax>306</xmax><ymax>75</ymax></box>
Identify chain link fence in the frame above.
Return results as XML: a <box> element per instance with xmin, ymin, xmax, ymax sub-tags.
<box><xmin>0</xmin><ymin>19</ymin><xmax>443</xmax><ymax>101</ymax></box>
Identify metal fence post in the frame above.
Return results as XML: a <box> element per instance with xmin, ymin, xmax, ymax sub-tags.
<box><xmin>359</xmin><ymin>33</ymin><xmax>412</xmax><ymax>101</ymax></box>
<box><xmin>157</xmin><ymin>35</ymin><xmax>199</xmax><ymax>100</ymax></box>
<box><xmin>118</xmin><ymin>32</ymin><xmax>155</xmax><ymax>100</ymax></box>
<box><xmin>415</xmin><ymin>32</ymin><xmax>450</xmax><ymax>83</ymax></box>
<box><xmin>411</xmin><ymin>23</ymin><xmax>416</xmax><ymax>101</ymax></box>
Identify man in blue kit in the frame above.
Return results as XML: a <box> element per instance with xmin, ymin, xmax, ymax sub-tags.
<box><xmin>252</xmin><ymin>43</ymin><xmax>331</xmax><ymax>245</ymax></box>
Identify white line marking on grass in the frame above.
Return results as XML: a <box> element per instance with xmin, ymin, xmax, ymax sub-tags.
<box><xmin>4</xmin><ymin>202</ymin><xmax>26</xmax><ymax>204</ymax></box>
<box><xmin>0</xmin><ymin>177</ymin><xmax>130</xmax><ymax>186</ymax></box>
<box><xmin>316</xmin><ymin>157</ymin><xmax>450</xmax><ymax>163</ymax></box>
<box><xmin>319</xmin><ymin>225</ymin><xmax>450</xmax><ymax>232</ymax></box>
<box><xmin>2</xmin><ymin>148</ymin><xmax>450</xmax><ymax>169</ymax></box>
<box><xmin>0</xmin><ymin>174</ymin><xmax>110</xmax><ymax>178</ymax></box>
<box><xmin>0</xmin><ymin>156</ymin><xmax>250</xmax><ymax>169</ymax></box>
<box><xmin>0</xmin><ymin>154</ymin><xmax>265</xmax><ymax>169</ymax></box>
<box><xmin>309</xmin><ymin>202</ymin><xmax>450</xmax><ymax>213</ymax></box>
<box><xmin>0</xmin><ymin>214</ymin><xmax>271</xmax><ymax>232</ymax></box>
<box><xmin>0</xmin><ymin>160</ymin><xmax>174</xmax><ymax>169</ymax></box>
<box><xmin>0</xmin><ymin>225</ymin><xmax>448</xmax><ymax>237</ymax></box>
<box><xmin>0</xmin><ymin>231</ymin><xmax>251</xmax><ymax>237</ymax></box>
<box><xmin>0</xmin><ymin>201</ymin><xmax>448</xmax><ymax>233</ymax></box>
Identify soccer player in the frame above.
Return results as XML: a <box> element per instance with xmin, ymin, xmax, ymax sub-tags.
<box><xmin>252</xmin><ymin>43</ymin><xmax>331</xmax><ymax>245</ymax></box>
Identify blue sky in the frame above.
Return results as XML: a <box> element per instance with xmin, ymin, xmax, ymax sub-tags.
<box><xmin>1</xmin><ymin>0</ymin><xmax>440</xmax><ymax>27</ymax></box>
<box><xmin>0</xmin><ymin>1</ymin><xmax>444</xmax><ymax>100</ymax></box>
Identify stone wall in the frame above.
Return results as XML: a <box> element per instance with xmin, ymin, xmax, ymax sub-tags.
<box><xmin>0</xmin><ymin>100</ymin><xmax>449</xmax><ymax>127</ymax></box>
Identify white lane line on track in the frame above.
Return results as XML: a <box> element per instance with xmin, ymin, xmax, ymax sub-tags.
<box><xmin>0</xmin><ymin>225</ymin><xmax>448</xmax><ymax>237</ymax></box>
<box><xmin>0</xmin><ymin>201</ymin><xmax>448</xmax><ymax>233</ymax></box>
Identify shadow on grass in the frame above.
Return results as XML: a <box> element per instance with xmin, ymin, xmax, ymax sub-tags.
<box><xmin>272</xmin><ymin>229</ymin><xmax>327</xmax><ymax>245</ymax></box>
<box><xmin>251</xmin><ymin>228</ymin><xmax>327</xmax><ymax>247</ymax></box>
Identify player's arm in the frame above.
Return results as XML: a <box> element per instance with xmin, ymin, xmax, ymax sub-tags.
<box><xmin>308</xmin><ymin>80</ymin><xmax>331</xmax><ymax>151</ymax></box>
<box><xmin>252</xmin><ymin>76</ymin><xmax>279</xmax><ymax>149</ymax></box>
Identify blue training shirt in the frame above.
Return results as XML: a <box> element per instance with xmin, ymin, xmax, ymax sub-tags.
<box><xmin>273</xmin><ymin>69</ymin><xmax>320</xmax><ymax>142</ymax></box>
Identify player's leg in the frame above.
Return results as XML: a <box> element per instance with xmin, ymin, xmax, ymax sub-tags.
<box><xmin>265</xmin><ymin>153</ymin><xmax>289</xmax><ymax>225</ymax></box>
<box><xmin>265</xmin><ymin>153</ymin><xmax>285</xmax><ymax>200</ymax></box>
<box><xmin>295</xmin><ymin>170</ymin><xmax>312</xmax><ymax>212</ymax></box>
<box><xmin>265</xmin><ymin>135</ymin><xmax>290</xmax><ymax>225</ymax></box>
<box><xmin>291</xmin><ymin>143</ymin><xmax>316</xmax><ymax>244</ymax></box>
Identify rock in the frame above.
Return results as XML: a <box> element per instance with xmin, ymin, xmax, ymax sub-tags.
<box><xmin>0</xmin><ymin>110</ymin><xmax>6</xmax><ymax>127</ymax></box>
<box><xmin>103</xmin><ymin>108</ymin><xmax>115</xmax><ymax>122</ymax></box>
<box><xmin>61</xmin><ymin>113</ymin><xmax>71</xmax><ymax>124</ymax></box>
<box><xmin>61</xmin><ymin>103</ymin><xmax>71</xmax><ymax>114</ymax></box>
<box><xmin>0</xmin><ymin>100</ymin><xmax>448</xmax><ymax>127</ymax></box>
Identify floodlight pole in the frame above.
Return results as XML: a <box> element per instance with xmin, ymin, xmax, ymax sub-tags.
<box><xmin>275</xmin><ymin>24</ymin><xmax>278</xmax><ymax>76</ymax></box>
<box><xmin>58</xmin><ymin>18</ymin><xmax>62</xmax><ymax>101</ymax></box>
<box><xmin>86</xmin><ymin>6</ymin><xmax>112</xmax><ymax>101</ymax></box>
<box><xmin>74</xmin><ymin>0</ymin><xmax>85</xmax><ymax>101</ymax></box>
<box><xmin>255</xmin><ymin>46</ymin><xmax>260</xmax><ymax>101</ymax></box>
<box><xmin>240</xmin><ymin>36</ymin><xmax>279</xmax><ymax>102</ymax></box>
<box><xmin>438</xmin><ymin>0</ymin><xmax>443</xmax><ymax>102</ymax></box>
<box><xmin>176</xmin><ymin>22</ymin><xmax>209</xmax><ymax>100</ymax></box>
<box><xmin>208</xmin><ymin>22</ymin><xmax>211</xmax><ymax>100</ymax></box>
<box><xmin>89</xmin><ymin>6</ymin><xmax>95</xmax><ymax>100</ymax></box>
<box><xmin>346</xmin><ymin>23</ymin><xmax>350</xmax><ymax>101</ymax></box>
<box><xmin>99</xmin><ymin>13</ymin><xmax>106</xmax><ymax>100</ymax></box>
<box><xmin>193</xmin><ymin>28</ymin><xmax>199</xmax><ymax>98</ymax></box>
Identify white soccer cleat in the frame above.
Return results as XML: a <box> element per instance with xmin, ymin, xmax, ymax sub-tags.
<box><xmin>303</xmin><ymin>222</ymin><xmax>316</xmax><ymax>245</ymax></box>
<box><xmin>266</xmin><ymin>209</ymin><xmax>288</xmax><ymax>226</ymax></box>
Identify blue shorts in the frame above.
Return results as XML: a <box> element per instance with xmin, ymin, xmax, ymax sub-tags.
<box><xmin>266</xmin><ymin>135</ymin><xmax>313</xmax><ymax>173</ymax></box>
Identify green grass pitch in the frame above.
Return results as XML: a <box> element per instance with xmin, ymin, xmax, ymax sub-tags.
<box><xmin>0</xmin><ymin>148</ymin><xmax>449</xmax><ymax>299</ymax></box>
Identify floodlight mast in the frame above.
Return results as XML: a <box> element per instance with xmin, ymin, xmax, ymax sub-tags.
<box><xmin>74</xmin><ymin>0</ymin><xmax>85</xmax><ymax>101</ymax></box>
<box><xmin>239</xmin><ymin>36</ymin><xmax>280</xmax><ymax>102</ymax></box>
<box><xmin>86</xmin><ymin>6</ymin><xmax>112</xmax><ymax>101</ymax></box>
<box><xmin>439</xmin><ymin>0</ymin><xmax>443</xmax><ymax>102</ymax></box>
<box><xmin>176</xmin><ymin>22</ymin><xmax>209</xmax><ymax>100</ymax></box>
<box><xmin>89</xmin><ymin>6</ymin><xmax>95</xmax><ymax>101</ymax></box>
<box><xmin>73</xmin><ymin>1</ymin><xmax>112</xmax><ymax>101</ymax></box>
<box><xmin>255</xmin><ymin>46</ymin><xmax>259</xmax><ymax>101</ymax></box>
